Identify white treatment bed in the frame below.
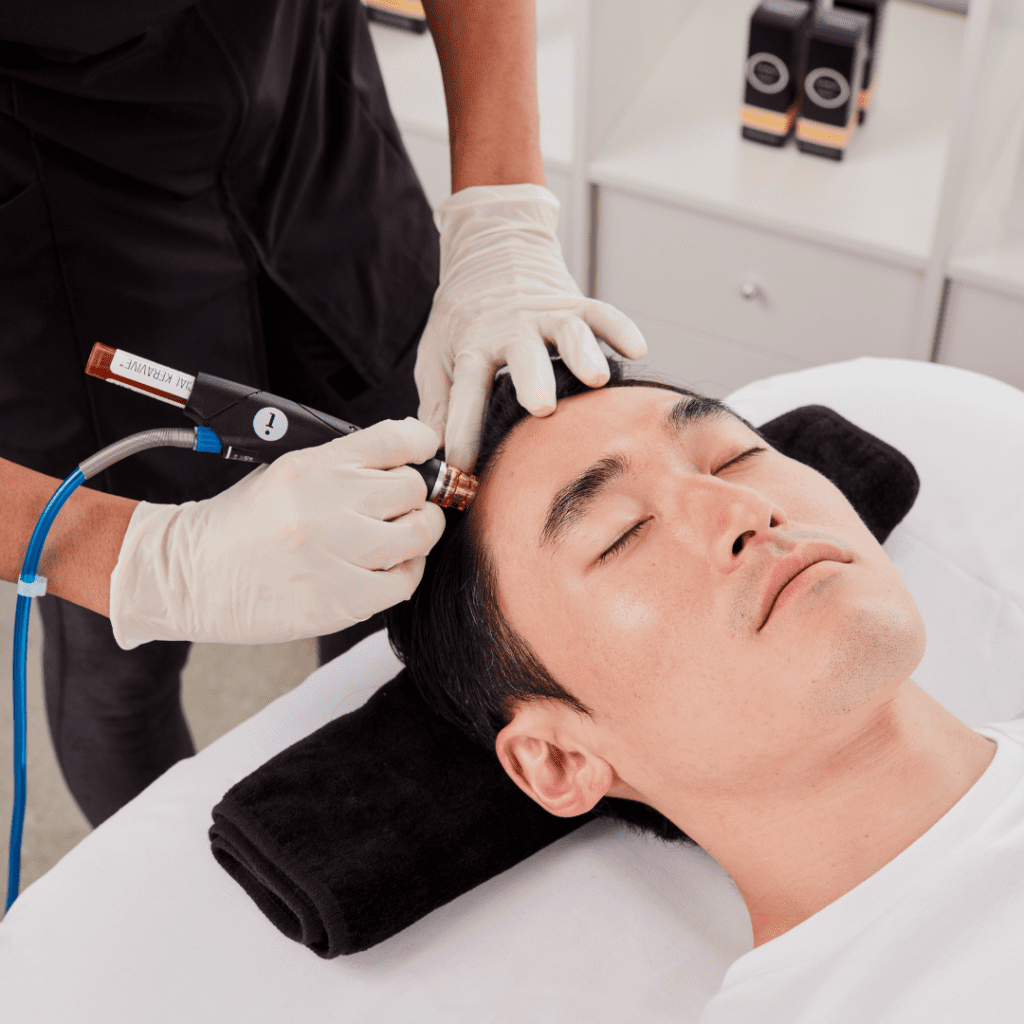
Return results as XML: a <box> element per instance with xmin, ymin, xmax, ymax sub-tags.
<box><xmin>1</xmin><ymin>357</ymin><xmax>1022</xmax><ymax>1023</ymax></box>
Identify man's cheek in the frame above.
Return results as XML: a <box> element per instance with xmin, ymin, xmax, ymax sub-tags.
<box><xmin>778</xmin><ymin>465</ymin><xmax>861</xmax><ymax>530</ymax></box>
<box><xmin>600</xmin><ymin>586</ymin><xmax>660</xmax><ymax>634</ymax></box>
<box><xmin>780</xmin><ymin>486</ymin><xmax>856</xmax><ymax>533</ymax></box>
<box><xmin>586</xmin><ymin>581</ymin><xmax>705</xmax><ymax>688</ymax></box>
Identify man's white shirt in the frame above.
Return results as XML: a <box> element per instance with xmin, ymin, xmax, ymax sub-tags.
<box><xmin>699</xmin><ymin>716</ymin><xmax>1024</xmax><ymax>1023</ymax></box>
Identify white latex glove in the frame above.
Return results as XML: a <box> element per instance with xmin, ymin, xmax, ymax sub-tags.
<box><xmin>108</xmin><ymin>418</ymin><xmax>446</xmax><ymax>649</ymax></box>
<box><xmin>415</xmin><ymin>183</ymin><xmax>648</xmax><ymax>471</ymax></box>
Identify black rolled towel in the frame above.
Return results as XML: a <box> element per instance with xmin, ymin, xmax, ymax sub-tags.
<box><xmin>210</xmin><ymin>404</ymin><xmax>919</xmax><ymax>957</ymax></box>
<box><xmin>210</xmin><ymin>668</ymin><xmax>591</xmax><ymax>957</ymax></box>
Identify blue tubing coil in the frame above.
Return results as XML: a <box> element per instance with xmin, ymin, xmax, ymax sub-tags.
<box><xmin>6</xmin><ymin>468</ymin><xmax>85</xmax><ymax>914</ymax></box>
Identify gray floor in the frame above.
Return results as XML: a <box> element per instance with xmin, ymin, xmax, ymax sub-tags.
<box><xmin>0</xmin><ymin>579</ymin><xmax>317</xmax><ymax>910</ymax></box>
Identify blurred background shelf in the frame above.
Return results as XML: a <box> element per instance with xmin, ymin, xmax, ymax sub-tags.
<box><xmin>589</xmin><ymin>0</ymin><xmax>965</xmax><ymax>268</ymax></box>
<box><xmin>586</xmin><ymin>0</ymin><xmax>974</xmax><ymax>394</ymax></box>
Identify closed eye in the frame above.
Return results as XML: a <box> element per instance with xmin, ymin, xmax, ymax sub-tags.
<box><xmin>715</xmin><ymin>446</ymin><xmax>767</xmax><ymax>474</ymax></box>
<box><xmin>598</xmin><ymin>518</ymin><xmax>650</xmax><ymax>563</ymax></box>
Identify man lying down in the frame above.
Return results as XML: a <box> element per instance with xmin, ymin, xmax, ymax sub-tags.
<box><xmin>386</xmin><ymin>358</ymin><xmax>1024</xmax><ymax>1023</ymax></box>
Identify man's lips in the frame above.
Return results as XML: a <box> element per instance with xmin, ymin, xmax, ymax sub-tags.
<box><xmin>757</xmin><ymin>542</ymin><xmax>851</xmax><ymax>631</ymax></box>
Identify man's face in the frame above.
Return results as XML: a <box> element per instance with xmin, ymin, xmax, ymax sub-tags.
<box><xmin>477</xmin><ymin>385</ymin><xmax>926</xmax><ymax>811</ymax></box>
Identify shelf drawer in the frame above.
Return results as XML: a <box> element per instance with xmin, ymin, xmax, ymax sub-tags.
<box><xmin>939</xmin><ymin>282</ymin><xmax>1024</xmax><ymax>392</ymax></box>
<box><xmin>597</xmin><ymin>188</ymin><xmax>924</xmax><ymax>366</ymax></box>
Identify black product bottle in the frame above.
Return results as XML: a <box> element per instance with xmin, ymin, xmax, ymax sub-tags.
<box><xmin>795</xmin><ymin>6</ymin><xmax>870</xmax><ymax>160</ymax></box>
<box><xmin>833</xmin><ymin>0</ymin><xmax>888</xmax><ymax>124</ymax></box>
<box><xmin>741</xmin><ymin>0</ymin><xmax>814</xmax><ymax>146</ymax></box>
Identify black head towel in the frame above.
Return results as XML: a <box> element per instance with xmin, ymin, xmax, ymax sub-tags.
<box><xmin>210</xmin><ymin>404</ymin><xmax>919</xmax><ymax>956</ymax></box>
<box><xmin>211</xmin><ymin>670</ymin><xmax>585</xmax><ymax>957</ymax></box>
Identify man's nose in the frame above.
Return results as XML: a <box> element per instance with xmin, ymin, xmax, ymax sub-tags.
<box><xmin>675</xmin><ymin>476</ymin><xmax>785</xmax><ymax>572</ymax></box>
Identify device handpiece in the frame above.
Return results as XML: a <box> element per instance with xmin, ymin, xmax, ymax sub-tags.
<box><xmin>84</xmin><ymin>344</ymin><xmax>477</xmax><ymax>511</ymax></box>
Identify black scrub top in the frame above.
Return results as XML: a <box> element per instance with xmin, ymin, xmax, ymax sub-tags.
<box><xmin>0</xmin><ymin>0</ymin><xmax>439</xmax><ymax>503</ymax></box>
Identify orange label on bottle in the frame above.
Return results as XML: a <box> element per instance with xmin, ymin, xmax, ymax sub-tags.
<box><xmin>741</xmin><ymin>102</ymin><xmax>799</xmax><ymax>136</ymax></box>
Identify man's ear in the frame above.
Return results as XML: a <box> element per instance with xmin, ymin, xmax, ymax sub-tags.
<box><xmin>495</xmin><ymin>702</ymin><xmax>614</xmax><ymax>818</ymax></box>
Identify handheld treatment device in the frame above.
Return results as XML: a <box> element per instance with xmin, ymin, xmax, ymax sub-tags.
<box><xmin>6</xmin><ymin>344</ymin><xmax>476</xmax><ymax>913</ymax></box>
<box><xmin>84</xmin><ymin>344</ymin><xmax>478</xmax><ymax>511</ymax></box>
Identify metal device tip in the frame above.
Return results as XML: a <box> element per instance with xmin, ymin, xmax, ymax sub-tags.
<box><xmin>432</xmin><ymin>465</ymin><xmax>478</xmax><ymax>511</ymax></box>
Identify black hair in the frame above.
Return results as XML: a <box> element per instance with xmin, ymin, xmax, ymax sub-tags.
<box><xmin>386</xmin><ymin>359</ymin><xmax>744</xmax><ymax>845</ymax></box>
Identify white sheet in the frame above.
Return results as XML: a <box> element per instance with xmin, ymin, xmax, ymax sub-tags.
<box><xmin>1</xmin><ymin>357</ymin><xmax>1022</xmax><ymax>1023</ymax></box>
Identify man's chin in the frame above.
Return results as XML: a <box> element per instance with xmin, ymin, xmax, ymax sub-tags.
<box><xmin>798</xmin><ymin>599</ymin><xmax>927</xmax><ymax>721</ymax></box>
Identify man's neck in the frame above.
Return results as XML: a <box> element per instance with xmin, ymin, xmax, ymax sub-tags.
<box><xmin>673</xmin><ymin>682</ymin><xmax>996</xmax><ymax>948</ymax></box>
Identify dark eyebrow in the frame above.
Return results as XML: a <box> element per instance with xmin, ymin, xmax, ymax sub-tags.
<box><xmin>664</xmin><ymin>395</ymin><xmax>733</xmax><ymax>433</ymax></box>
<box><xmin>539</xmin><ymin>394</ymin><xmax>740</xmax><ymax>550</ymax></box>
<box><xmin>540</xmin><ymin>454</ymin><xmax>630</xmax><ymax>548</ymax></box>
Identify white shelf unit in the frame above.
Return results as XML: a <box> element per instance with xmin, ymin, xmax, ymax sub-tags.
<box><xmin>939</xmin><ymin>0</ymin><xmax>1024</xmax><ymax>391</ymax></box>
<box><xmin>370</xmin><ymin>0</ymin><xmax>1023</xmax><ymax>399</ymax></box>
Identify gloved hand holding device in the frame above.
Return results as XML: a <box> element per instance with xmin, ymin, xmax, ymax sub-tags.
<box><xmin>415</xmin><ymin>184</ymin><xmax>649</xmax><ymax>471</ymax></box>
<box><xmin>109</xmin><ymin>418</ymin><xmax>445</xmax><ymax>649</ymax></box>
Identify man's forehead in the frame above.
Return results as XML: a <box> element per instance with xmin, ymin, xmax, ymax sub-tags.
<box><xmin>499</xmin><ymin>384</ymin><xmax>738</xmax><ymax>465</ymax></box>
<box><xmin>488</xmin><ymin>386</ymin><xmax>673</xmax><ymax>478</ymax></box>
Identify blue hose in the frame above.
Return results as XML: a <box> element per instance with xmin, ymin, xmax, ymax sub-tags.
<box><xmin>6</xmin><ymin>468</ymin><xmax>85</xmax><ymax>913</ymax></box>
<box><xmin>4</xmin><ymin>427</ymin><xmax>203</xmax><ymax>914</ymax></box>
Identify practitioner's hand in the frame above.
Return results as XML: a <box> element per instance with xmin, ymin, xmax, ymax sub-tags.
<box><xmin>415</xmin><ymin>184</ymin><xmax>647</xmax><ymax>472</ymax></box>
<box><xmin>108</xmin><ymin>418</ymin><xmax>446</xmax><ymax>648</ymax></box>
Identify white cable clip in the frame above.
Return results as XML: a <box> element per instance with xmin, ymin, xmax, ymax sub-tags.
<box><xmin>17</xmin><ymin>574</ymin><xmax>48</xmax><ymax>598</ymax></box>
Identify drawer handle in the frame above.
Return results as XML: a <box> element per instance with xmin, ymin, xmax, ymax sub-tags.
<box><xmin>740</xmin><ymin>281</ymin><xmax>762</xmax><ymax>301</ymax></box>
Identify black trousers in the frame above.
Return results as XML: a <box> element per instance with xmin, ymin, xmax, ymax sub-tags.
<box><xmin>35</xmin><ymin>273</ymin><xmax>421</xmax><ymax>827</ymax></box>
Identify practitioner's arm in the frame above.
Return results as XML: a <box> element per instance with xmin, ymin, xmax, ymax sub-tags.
<box><xmin>0</xmin><ymin>456</ymin><xmax>137</xmax><ymax>617</ymax></box>
<box><xmin>416</xmin><ymin>1</ymin><xmax>648</xmax><ymax>472</ymax></box>
<box><xmin>423</xmin><ymin>0</ymin><xmax>545</xmax><ymax>191</ymax></box>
